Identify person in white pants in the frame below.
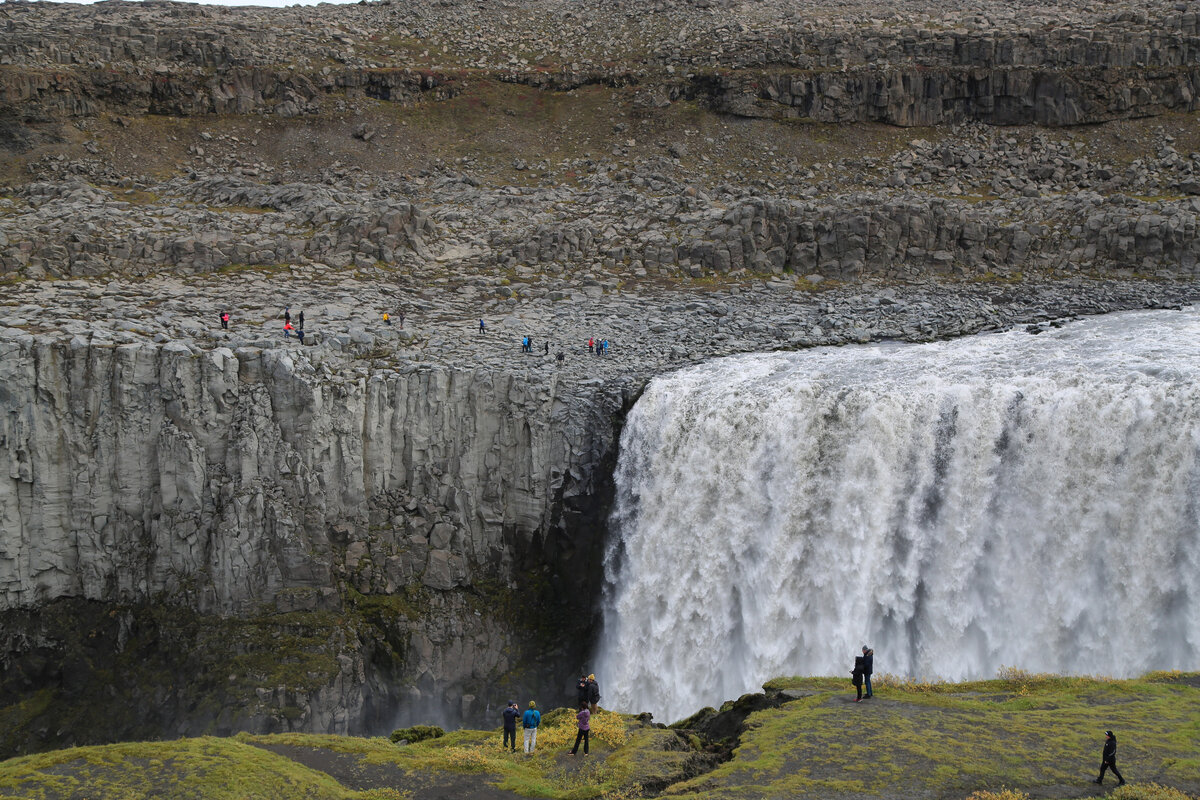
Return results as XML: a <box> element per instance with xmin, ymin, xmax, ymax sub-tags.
<box><xmin>521</xmin><ymin>701</ymin><xmax>541</xmax><ymax>753</ymax></box>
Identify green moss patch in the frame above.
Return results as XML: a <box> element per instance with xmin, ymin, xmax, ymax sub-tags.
<box><xmin>666</xmin><ymin>674</ymin><xmax>1200</xmax><ymax>799</ymax></box>
<box><xmin>0</xmin><ymin>736</ymin><xmax>402</xmax><ymax>800</ymax></box>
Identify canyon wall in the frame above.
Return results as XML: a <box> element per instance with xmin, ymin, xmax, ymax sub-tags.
<box><xmin>0</xmin><ymin>329</ymin><xmax>630</xmax><ymax>750</ymax></box>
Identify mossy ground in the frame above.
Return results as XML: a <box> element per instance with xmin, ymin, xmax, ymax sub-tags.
<box><xmin>0</xmin><ymin>674</ymin><xmax>1195</xmax><ymax>800</ymax></box>
<box><xmin>668</xmin><ymin>672</ymin><xmax>1200</xmax><ymax>800</ymax></box>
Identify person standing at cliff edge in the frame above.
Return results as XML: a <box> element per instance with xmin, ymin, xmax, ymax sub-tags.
<box><xmin>1094</xmin><ymin>730</ymin><xmax>1126</xmax><ymax>786</ymax></box>
<box><xmin>502</xmin><ymin>701</ymin><xmax>519</xmax><ymax>753</ymax></box>
<box><xmin>851</xmin><ymin>652</ymin><xmax>865</xmax><ymax>702</ymax></box>
<box><xmin>522</xmin><ymin>701</ymin><xmax>541</xmax><ymax>754</ymax></box>
<box><xmin>861</xmin><ymin>646</ymin><xmax>874</xmax><ymax>698</ymax></box>
<box><xmin>576</xmin><ymin>675</ymin><xmax>589</xmax><ymax>708</ymax></box>
<box><xmin>586</xmin><ymin>674</ymin><xmax>600</xmax><ymax>714</ymax></box>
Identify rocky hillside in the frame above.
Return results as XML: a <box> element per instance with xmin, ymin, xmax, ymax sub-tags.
<box><xmin>1</xmin><ymin>0</ymin><xmax>1200</xmax><ymax>756</ymax></box>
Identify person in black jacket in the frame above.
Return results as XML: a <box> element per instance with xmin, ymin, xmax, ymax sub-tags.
<box><xmin>502</xmin><ymin>701</ymin><xmax>520</xmax><ymax>752</ymax></box>
<box><xmin>851</xmin><ymin>654</ymin><xmax>865</xmax><ymax>702</ymax></box>
<box><xmin>576</xmin><ymin>675</ymin><xmax>589</xmax><ymax>707</ymax></box>
<box><xmin>586</xmin><ymin>674</ymin><xmax>600</xmax><ymax>714</ymax></box>
<box><xmin>861</xmin><ymin>646</ymin><xmax>874</xmax><ymax>699</ymax></box>
<box><xmin>1094</xmin><ymin>730</ymin><xmax>1125</xmax><ymax>785</ymax></box>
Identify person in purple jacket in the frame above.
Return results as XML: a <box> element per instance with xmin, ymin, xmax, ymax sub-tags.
<box><xmin>569</xmin><ymin>701</ymin><xmax>590</xmax><ymax>755</ymax></box>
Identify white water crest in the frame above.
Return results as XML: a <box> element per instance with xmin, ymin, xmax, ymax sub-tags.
<box><xmin>596</xmin><ymin>308</ymin><xmax>1200</xmax><ymax>723</ymax></box>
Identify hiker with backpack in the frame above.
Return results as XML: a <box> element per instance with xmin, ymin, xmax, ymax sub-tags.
<box><xmin>522</xmin><ymin>701</ymin><xmax>541</xmax><ymax>753</ymax></box>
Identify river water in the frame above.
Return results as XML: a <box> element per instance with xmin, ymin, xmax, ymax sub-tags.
<box><xmin>595</xmin><ymin>308</ymin><xmax>1200</xmax><ymax>723</ymax></box>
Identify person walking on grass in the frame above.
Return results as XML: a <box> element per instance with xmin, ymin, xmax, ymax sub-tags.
<box><xmin>569</xmin><ymin>701</ymin><xmax>590</xmax><ymax>756</ymax></box>
<box><xmin>1094</xmin><ymin>730</ymin><xmax>1126</xmax><ymax>786</ymax></box>
<box><xmin>522</xmin><ymin>701</ymin><xmax>541</xmax><ymax>754</ymax></box>
<box><xmin>851</xmin><ymin>652</ymin><xmax>865</xmax><ymax>702</ymax></box>
<box><xmin>502</xmin><ymin>701</ymin><xmax>519</xmax><ymax>753</ymax></box>
<box><xmin>861</xmin><ymin>646</ymin><xmax>874</xmax><ymax>699</ymax></box>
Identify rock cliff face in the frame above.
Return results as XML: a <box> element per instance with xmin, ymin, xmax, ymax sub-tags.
<box><xmin>0</xmin><ymin>330</ymin><xmax>629</xmax><ymax>750</ymax></box>
<box><xmin>1</xmin><ymin>178</ymin><xmax>433</xmax><ymax>279</ymax></box>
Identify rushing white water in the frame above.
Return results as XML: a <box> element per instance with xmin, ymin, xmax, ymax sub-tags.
<box><xmin>596</xmin><ymin>308</ymin><xmax>1200</xmax><ymax>723</ymax></box>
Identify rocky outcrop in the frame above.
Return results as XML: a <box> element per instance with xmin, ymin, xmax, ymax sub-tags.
<box><xmin>690</xmin><ymin>65</ymin><xmax>1200</xmax><ymax>126</ymax></box>
<box><xmin>0</xmin><ymin>178</ymin><xmax>433</xmax><ymax>278</ymax></box>
<box><xmin>6</xmin><ymin>175</ymin><xmax>1200</xmax><ymax>282</ymax></box>
<box><xmin>672</xmin><ymin>194</ymin><xmax>1200</xmax><ymax>279</ymax></box>
<box><xmin>2</xmin><ymin>0</ymin><xmax>1198</xmax><ymax>129</ymax></box>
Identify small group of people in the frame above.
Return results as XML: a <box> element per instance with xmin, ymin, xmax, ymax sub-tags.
<box><xmin>568</xmin><ymin>673</ymin><xmax>602</xmax><ymax>756</ymax></box>
<box><xmin>587</xmin><ymin>337</ymin><xmax>611</xmax><ymax>356</ymax></box>
<box><xmin>520</xmin><ymin>335</ymin><xmax>549</xmax><ymax>355</ymax></box>
<box><xmin>501</xmin><ymin>701</ymin><xmax>542</xmax><ymax>754</ymax></box>
<box><xmin>499</xmin><ymin>673</ymin><xmax>600</xmax><ymax>757</ymax></box>
<box><xmin>382</xmin><ymin>311</ymin><xmax>404</xmax><ymax>327</ymax></box>
<box><xmin>281</xmin><ymin>307</ymin><xmax>306</xmax><ymax>343</ymax></box>
<box><xmin>851</xmin><ymin>645</ymin><xmax>874</xmax><ymax>702</ymax></box>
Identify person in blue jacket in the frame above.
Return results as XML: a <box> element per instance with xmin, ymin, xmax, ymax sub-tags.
<box><xmin>522</xmin><ymin>701</ymin><xmax>541</xmax><ymax>753</ymax></box>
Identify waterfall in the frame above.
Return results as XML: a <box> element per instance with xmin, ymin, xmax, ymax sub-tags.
<box><xmin>596</xmin><ymin>309</ymin><xmax>1200</xmax><ymax>723</ymax></box>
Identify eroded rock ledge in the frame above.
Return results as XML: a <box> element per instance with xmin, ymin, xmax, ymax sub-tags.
<box><xmin>3</xmin><ymin>267</ymin><xmax>1200</xmax><ymax>753</ymax></box>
